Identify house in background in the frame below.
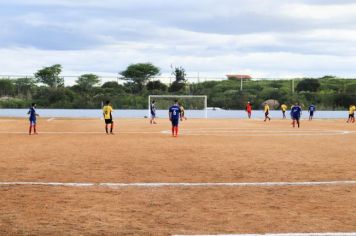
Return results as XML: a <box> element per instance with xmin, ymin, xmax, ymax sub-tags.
<box><xmin>226</xmin><ymin>74</ymin><xmax>252</xmax><ymax>80</ymax></box>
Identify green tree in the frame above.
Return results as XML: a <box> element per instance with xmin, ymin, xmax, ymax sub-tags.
<box><xmin>296</xmin><ymin>79</ymin><xmax>321</xmax><ymax>92</ymax></box>
<box><xmin>146</xmin><ymin>80</ymin><xmax>167</xmax><ymax>91</ymax></box>
<box><xmin>0</xmin><ymin>79</ymin><xmax>15</xmax><ymax>96</ymax></box>
<box><xmin>169</xmin><ymin>66</ymin><xmax>187</xmax><ymax>92</ymax></box>
<box><xmin>75</xmin><ymin>74</ymin><xmax>100</xmax><ymax>91</ymax></box>
<box><xmin>34</xmin><ymin>64</ymin><xmax>64</xmax><ymax>88</ymax></box>
<box><xmin>14</xmin><ymin>77</ymin><xmax>36</xmax><ymax>97</ymax></box>
<box><xmin>120</xmin><ymin>63</ymin><xmax>160</xmax><ymax>93</ymax></box>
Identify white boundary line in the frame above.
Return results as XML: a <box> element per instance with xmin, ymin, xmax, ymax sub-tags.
<box><xmin>0</xmin><ymin>131</ymin><xmax>161</xmax><ymax>134</ymax></box>
<box><xmin>172</xmin><ymin>233</ymin><xmax>356</xmax><ymax>236</ymax></box>
<box><xmin>0</xmin><ymin>180</ymin><xmax>355</xmax><ymax>188</ymax></box>
<box><xmin>160</xmin><ymin>129</ymin><xmax>353</xmax><ymax>136</ymax></box>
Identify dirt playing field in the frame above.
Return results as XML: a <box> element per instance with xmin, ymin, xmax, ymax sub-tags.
<box><xmin>0</xmin><ymin>117</ymin><xmax>355</xmax><ymax>235</ymax></box>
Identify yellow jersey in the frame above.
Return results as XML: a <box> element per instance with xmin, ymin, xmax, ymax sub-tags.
<box><xmin>264</xmin><ymin>104</ymin><xmax>270</xmax><ymax>113</ymax></box>
<box><xmin>281</xmin><ymin>104</ymin><xmax>287</xmax><ymax>112</ymax></box>
<box><xmin>349</xmin><ymin>105</ymin><xmax>356</xmax><ymax>114</ymax></box>
<box><xmin>103</xmin><ymin>105</ymin><xmax>113</xmax><ymax>119</ymax></box>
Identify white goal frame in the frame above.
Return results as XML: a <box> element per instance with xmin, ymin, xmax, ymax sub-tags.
<box><xmin>148</xmin><ymin>95</ymin><xmax>208</xmax><ymax>119</ymax></box>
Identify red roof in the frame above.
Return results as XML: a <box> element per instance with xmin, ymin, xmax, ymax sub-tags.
<box><xmin>226</xmin><ymin>74</ymin><xmax>252</xmax><ymax>80</ymax></box>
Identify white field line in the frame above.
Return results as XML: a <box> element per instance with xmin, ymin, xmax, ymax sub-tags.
<box><xmin>0</xmin><ymin>131</ymin><xmax>161</xmax><ymax>134</ymax></box>
<box><xmin>46</xmin><ymin>117</ymin><xmax>55</xmax><ymax>122</ymax></box>
<box><xmin>0</xmin><ymin>180</ymin><xmax>355</xmax><ymax>188</ymax></box>
<box><xmin>160</xmin><ymin>130</ymin><xmax>353</xmax><ymax>136</ymax></box>
<box><xmin>172</xmin><ymin>233</ymin><xmax>356</xmax><ymax>236</ymax></box>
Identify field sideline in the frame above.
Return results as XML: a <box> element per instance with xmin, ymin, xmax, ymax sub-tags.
<box><xmin>0</xmin><ymin>118</ymin><xmax>355</xmax><ymax>235</ymax></box>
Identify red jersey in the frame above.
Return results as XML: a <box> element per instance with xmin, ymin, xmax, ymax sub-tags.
<box><xmin>246</xmin><ymin>104</ymin><xmax>252</xmax><ymax>112</ymax></box>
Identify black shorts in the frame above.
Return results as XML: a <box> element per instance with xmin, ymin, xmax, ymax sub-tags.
<box><xmin>265</xmin><ymin>112</ymin><xmax>269</xmax><ymax>116</ymax></box>
<box><xmin>171</xmin><ymin>118</ymin><xmax>179</xmax><ymax>126</ymax></box>
<box><xmin>105</xmin><ymin>119</ymin><xmax>113</xmax><ymax>124</ymax></box>
<box><xmin>349</xmin><ymin>114</ymin><xmax>354</xmax><ymax>118</ymax></box>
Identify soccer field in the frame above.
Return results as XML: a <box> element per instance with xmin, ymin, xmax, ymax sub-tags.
<box><xmin>0</xmin><ymin>118</ymin><xmax>355</xmax><ymax>235</ymax></box>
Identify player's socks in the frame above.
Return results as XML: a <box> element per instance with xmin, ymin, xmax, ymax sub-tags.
<box><xmin>172</xmin><ymin>127</ymin><xmax>175</xmax><ymax>136</ymax></box>
<box><xmin>175</xmin><ymin>127</ymin><xmax>178</xmax><ymax>136</ymax></box>
<box><xmin>110</xmin><ymin>123</ymin><xmax>114</xmax><ymax>133</ymax></box>
<box><xmin>29</xmin><ymin>125</ymin><xmax>32</xmax><ymax>135</ymax></box>
<box><xmin>105</xmin><ymin>125</ymin><xmax>109</xmax><ymax>134</ymax></box>
<box><xmin>34</xmin><ymin>125</ymin><xmax>37</xmax><ymax>134</ymax></box>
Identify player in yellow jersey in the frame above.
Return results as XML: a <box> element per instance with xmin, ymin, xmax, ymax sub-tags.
<box><xmin>179</xmin><ymin>103</ymin><xmax>187</xmax><ymax>121</ymax></box>
<box><xmin>103</xmin><ymin>100</ymin><xmax>114</xmax><ymax>134</ymax></box>
<box><xmin>347</xmin><ymin>104</ymin><xmax>356</xmax><ymax>123</ymax></box>
<box><xmin>281</xmin><ymin>103</ymin><xmax>287</xmax><ymax>119</ymax></box>
<box><xmin>264</xmin><ymin>103</ymin><xmax>271</xmax><ymax>122</ymax></box>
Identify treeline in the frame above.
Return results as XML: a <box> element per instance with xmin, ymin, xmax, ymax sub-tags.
<box><xmin>0</xmin><ymin>63</ymin><xmax>356</xmax><ymax>110</ymax></box>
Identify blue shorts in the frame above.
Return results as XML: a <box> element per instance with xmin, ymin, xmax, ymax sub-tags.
<box><xmin>151</xmin><ymin>112</ymin><xmax>156</xmax><ymax>118</ymax></box>
<box><xmin>292</xmin><ymin>115</ymin><xmax>300</xmax><ymax>120</ymax></box>
<box><xmin>309</xmin><ymin>111</ymin><xmax>314</xmax><ymax>116</ymax></box>
<box><xmin>171</xmin><ymin>118</ymin><xmax>179</xmax><ymax>127</ymax></box>
<box><xmin>29</xmin><ymin>119</ymin><xmax>36</xmax><ymax>125</ymax></box>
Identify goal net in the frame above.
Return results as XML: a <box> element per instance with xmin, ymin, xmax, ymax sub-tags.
<box><xmin>148</xmin><ymin>95</ymin><xmax>208</xmax><ymax>118</ymax></box>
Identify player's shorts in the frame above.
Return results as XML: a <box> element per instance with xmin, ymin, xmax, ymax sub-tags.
<box><xmin>309</xmin><ymin>111</ymin><xmax>314</xmax><ymax>116</ymax></box>
<box><xmin>29</xmin><ymin>119</ymin><xmax>36</xmax><ymax>125</ymax></box>
<box><xmin>105</xmin><ymin>119</ymin><xmax>113</xmax><ymax>124</ymax></box>
<box><xmin>349</xmin><ymin>114</ymin><xmax>354</xmax><ymax>118</ymax></box>
<box><xmin>171</xmin><ymin>118</ymin><xmax>179</xmax><ymax>127</ymax></box>
<box><xmin>151</xmin><ymin>112</ymin><xmax>156</xmax><ymax>118</ymax></box>
<box><xmin>265</xmin><ymin>112</ymin><xmax>269</xmax><ymax>116</ymax></box>
<box><xmin>292</xmin><ymin>115</ymin><xmax>300</xmax><ymax>120</ymax></box>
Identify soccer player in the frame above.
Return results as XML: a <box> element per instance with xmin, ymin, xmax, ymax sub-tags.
<box><xmin>102</xmin><ymin>100</ymin><xmax>114</xmax><ymax>134</ymax></box>
<box><xmin>246</xmin><ymin>101</ymin><xmax>252</xmax><ymax>119</ymax></box>
<box><xmin>28</xmin><ymin>103</ymin><xmax>39</xmax><ymax>135</ymax></box>
<box><xmin>347</xmin><ymin>104</ymin><xmax>356</xmax><ymax>123</ymax></box>
<box><xmin>281</xmin><ymin>103</ymin><xmax>287</xmax><ymax>119</ymax></box>
<box><xmin>308</xmin><ymin>104</ymin><xmax>316</xmax><ymax>120</ymax></box>
<box><xmin>291</xmin><ymin>103</ymin><xmax>302</xmax><ymax>128</ymax></box>
<box><xmin>179</xmin><ymin>103</ymin><xmax>187</xmax><ymax>121</ymax></box>
<box><xmin>150</xmin><ymin>100</ymin><xmax>157</xmax><ymax>124</ymax></box>
<box><xmin>169</xmin><ymin>100</ymin><xmax>181</xmax><ymax>137</ymax></box>
<box><xmin>264</xmin><ymin>103</ymin><xmax>271</xmax><ymax>121</ymax></box>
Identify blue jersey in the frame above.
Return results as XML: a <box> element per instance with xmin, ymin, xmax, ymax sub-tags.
<box><xmin>169</xmin><ymin>105</ymin><xmax>181</xmax><ymax>120</ymax></box>
<box><xmin>150</xmin><ymin>103</ymin><xmax>156</xmax><ymax>115</ymax></box>
<box><xmin>309</xmin><ymin>105</ymin><xmax>316</xmax><ymax>112</ymax></box>
<box><xmin>291</xmin><ymin>106</ymin><xmax>302</xmax><ymax>118</ymax></box>
<box><xmin>29</xmin><ymin>107</ymin><xmax>36</xmax><ymax>121</ymax></box>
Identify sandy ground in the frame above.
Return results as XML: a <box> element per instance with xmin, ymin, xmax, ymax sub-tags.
<box><xmin>0</xmin><ymin>117</ymin><xmax>355</xmax><ymax>235</ymax></box>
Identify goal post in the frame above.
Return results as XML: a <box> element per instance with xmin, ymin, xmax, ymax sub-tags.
<box><xmin>148</xmin><ymin>95</ymin><xmax>208</xmax><ymax>119</ymax></box>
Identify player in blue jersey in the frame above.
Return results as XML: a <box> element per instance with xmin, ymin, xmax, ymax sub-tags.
<box><xmin>27</xmin><ymin>103</ymin><xmax>39</xmax><ymax>135</ymax></box>
<box><xmin>169</xmin><ymin>100</ymin><xmax>182</xmax><ymax>137</ymax></box>
<box><xmin>308</xmin><ymin>104</ymin><xmax>316</xmax><ymax>120</ymax></box>
<box><xmin>290</xmin><ymin>103</ymin><xmax>302</xmax><ymax>128</ymax></box>
<box><xmin>150</xmin><ymin>100</ymin><xmax>157</xmax><ymax>124</ymax></box>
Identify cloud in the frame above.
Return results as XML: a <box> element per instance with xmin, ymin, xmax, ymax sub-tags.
<box><xmin>1</xmin><ymin>0</ymin><xmax>356</xmax><ymax>79</ymax></box>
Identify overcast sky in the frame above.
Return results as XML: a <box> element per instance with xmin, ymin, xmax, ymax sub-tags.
<box><xmin>1</xmin><ymin>0</ymin><xmax>356</xmax><ymax>80</ymax></box>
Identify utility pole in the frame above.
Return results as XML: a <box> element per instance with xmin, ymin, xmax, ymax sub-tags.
<box><xmin>240</xmin><ymin>75</ymin><xmax>243</xmax><ymax>91</ymax></box>
<box><xmin>292</xmin><ymin>79</ymin><xmax>295</xmax><ymax>93</ymax></box>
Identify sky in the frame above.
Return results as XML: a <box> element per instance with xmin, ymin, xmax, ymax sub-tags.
<box><xmin>1</xmin><ymin>0</ymin><xmax>356</xmax><ymax>82</ymax></box>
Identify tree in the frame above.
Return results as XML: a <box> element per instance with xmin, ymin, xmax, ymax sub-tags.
<box><xmin>0</xmin><ymin>79</ymin><xmax>15</xmax><ymax>96</ymax></box>
<box><xmin>169</xmin><ymin>66</ymin><xmax>187</xmax><ymax>92</ymax></box>
<box><xmin>146</xmin><ymin>80</ymin><xmax>167</xmax><ymax>91</ymax></box>
<box><xmin>102</xmin><ymin>81</ymin><xmax>120</xmax><ymax>89</ymax></box>
<box><xmin>34</xmin><ymin>64</ymin><xmax>64</xmax><ymax>88</ymax></box>
<box><xmin>14</xmin><ymin>77</ymin><xmax>36</xmax><ymax>97</ymax></box>
<box><xmin>120</xmin><ymin>63</ymin><xmax>160</xmax><ymax>93</ymax></box>
<box><xmin>296</xmin><ymin>79</ymin><xmax>321</xmax><ymax>92</ymax></box>
<box><xmin>75</xmin><ymin>74</ymin><xmax>100</xmax><ymax>91</ymax></box>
